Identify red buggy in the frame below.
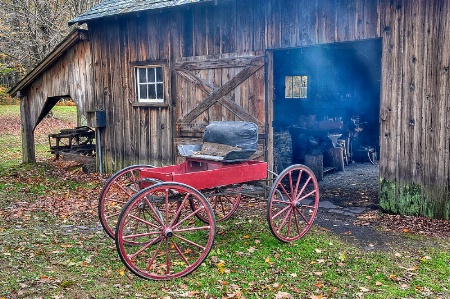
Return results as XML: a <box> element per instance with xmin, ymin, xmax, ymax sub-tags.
<box><xmin>98</xmin><ymin>121</ymin><xmax>319</xmax><ymax>280</ymax></box>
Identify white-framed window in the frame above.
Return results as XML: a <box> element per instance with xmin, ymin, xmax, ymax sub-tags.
<box><xmin>285</xmin><ymin>75</ymin><xmax>308</xmax><ymax>99</ymax></box>
<box><xmin>136</xmin><ymin>66</ymin><xmax>164</xmax><ymax>103</ymax></box>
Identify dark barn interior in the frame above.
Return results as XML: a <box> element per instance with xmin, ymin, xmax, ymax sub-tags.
<box><xmin>272</xmin><ymin>39</ymin><xmax>382</xmax><ymax>177</ymax></box>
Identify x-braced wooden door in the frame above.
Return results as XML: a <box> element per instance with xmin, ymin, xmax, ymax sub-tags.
<box><xmin>174</xmin><ymin>53</ymin><xmax>266</xmax><ymax>163</ymax></box>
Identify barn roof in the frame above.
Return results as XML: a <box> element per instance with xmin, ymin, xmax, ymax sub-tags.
<box><xmin>68</xmin><ymin>0</ymin><xmax>215</xmax><ymax>25</ymax></box>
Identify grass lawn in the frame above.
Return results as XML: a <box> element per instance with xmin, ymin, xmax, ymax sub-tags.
<box><xmin>0</xmin><ymin>105</ymin><xmax>449</xmax><ymax>298</ymax></box>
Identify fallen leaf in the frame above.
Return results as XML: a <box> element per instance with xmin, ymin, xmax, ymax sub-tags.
<box><xmin>275</xmin><ymin>291</ymin><xmax>293</xmax><ymax>299</ymax></box>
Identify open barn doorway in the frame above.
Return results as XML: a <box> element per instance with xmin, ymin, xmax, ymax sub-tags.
<box><xmin>270</xmin><ymin>38</ymin><xmax>382</xmax><ymax>208</ymax></box>
<box><xmin>34</xmin><ymin>96</ymin><xmax>95</xmax><ymax>163</ymax></box>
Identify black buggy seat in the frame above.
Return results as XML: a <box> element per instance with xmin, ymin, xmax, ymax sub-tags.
<box><xmin>177</xmin><ymin>121</ymin><xmax>258</xmax><ymax>162</ymax></box>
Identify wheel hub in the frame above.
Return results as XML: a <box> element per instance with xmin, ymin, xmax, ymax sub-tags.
<box><xmin>164</xmin><ymin>228</ymin><xmax>173</xmax><ymax>238</ymax></box>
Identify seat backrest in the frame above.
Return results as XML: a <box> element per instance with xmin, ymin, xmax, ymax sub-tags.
<box><xmin>202</xmin><ymin>121</ymin><xmax>258</xmax><ymax>152</ymax></box>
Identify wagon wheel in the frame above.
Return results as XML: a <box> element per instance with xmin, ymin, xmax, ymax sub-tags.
<box><xmin>98</xmin><ymin>164</ymin><xmax>158</xmax><ymax>241</ymax></box>
<box><xmin>191</xmin><ymin>188</ymin><xmax>242</xmax><ymax>223</ymax></box>
<box><xmin>267</xmin><ymin>164</ymin><xmax>319</xmax><ymax>242</ymax></box>
<box><xmin>116</xmin><ymin>182</ymin><xmax>216</xmax><ymax>280</ymax></box>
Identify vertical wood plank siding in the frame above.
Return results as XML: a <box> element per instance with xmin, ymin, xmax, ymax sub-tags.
<box><xmin>90</xmin><ymin>0</ymin><xmax>380</xmax><ymax>173</ymax></box>
<box><xmin>379</xmin><ymin>0</ymin><xmax>449</xmax><ymax>218</ymax></box>
<box><xmin>85</xmin><ymin>0</ymin><xmax>448</xmax><ymax>217</ymax></box>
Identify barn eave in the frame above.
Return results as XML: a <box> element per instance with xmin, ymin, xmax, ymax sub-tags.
<box><xmin>8</xmin><ymin>28</ymin><xmax>89</xmax><ymax>98</ymax></box>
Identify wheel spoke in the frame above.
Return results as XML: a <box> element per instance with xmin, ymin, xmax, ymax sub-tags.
<box><xmin>171</xmin><ymin>239</ymin><xmax>190</xmax><ymax>265</ymax></box>
<box><xmin>276</xmin><ymin>208</ymin><xmax>292</xmax><ymax>235</ymax></box>
<box><xmin>271</xmin><ymin>201</ymin><xmax>291</xmax><ymax>220</ymax></box>
<box><xmin>295</xmin><ymin>176</ymin><xmax>313</xmax><ymax>201</ymax></box>
<box><xmin>145</xmin><ymin>239</ymin><xmax>163</xmax><ymax>272</ymax></box>
<box><xmin>173</xmin><ymin>232</ymin><xmax>208</xmax><ymax>250</ymax></box>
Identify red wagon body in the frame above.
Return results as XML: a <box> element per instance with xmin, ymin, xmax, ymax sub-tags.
<box><xmin>139</xmin><ymin>158</ymin><xmax>268</xmax><ymax>190</ymax></box>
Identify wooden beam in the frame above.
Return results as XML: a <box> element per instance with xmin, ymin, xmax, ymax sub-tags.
<box><xmin>175</xmin><ymin>55</ymin><xmax>264</xmax><ymax>70</ymax></box>
<box><xmin>178</xmin><ymin>57</ymin><xmax>264</xmax><ymax>124</ymax></box>
<box><xmin>175</xmin><ymin>67</ymin><xmax>264</xmax><ymax>127</ymax></box>
<box><xmin>19</xmin><ymin>96</ymin><xmax>36</xmax><ymax>163</ymax></box>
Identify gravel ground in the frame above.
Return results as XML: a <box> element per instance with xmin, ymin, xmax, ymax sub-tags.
<box><xmin>315</xmin><ymin>161</ymin><xmax>450</xmax><ymax>250</ymax></box>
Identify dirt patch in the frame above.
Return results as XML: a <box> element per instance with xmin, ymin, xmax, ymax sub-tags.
<box><xmin>319</xmin><ymin>162</ymin><xmax>379</xmax><ymax>209</ymax></box>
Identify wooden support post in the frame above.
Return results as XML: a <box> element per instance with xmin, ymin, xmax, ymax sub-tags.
<box><xmin>19</xmin><ymin>94</ymin><xmax>36</xmax><ymax>163</ymax></box>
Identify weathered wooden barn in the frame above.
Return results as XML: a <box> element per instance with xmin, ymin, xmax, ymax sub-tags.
<box><xmin>9</xmin><ymin>0</ymin><xmax>450</xmax><ymax>219</ymax></box>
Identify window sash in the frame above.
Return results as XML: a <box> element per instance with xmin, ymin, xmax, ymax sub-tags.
<box><xmin>285</xmin><ymin>75</ymin><xmax>308</xmax><ymax>99</ymax></box>
<box><xmin>136</xmin><ymin>66</ymin><xmax>164</xmax><ymax>102</ymax></box>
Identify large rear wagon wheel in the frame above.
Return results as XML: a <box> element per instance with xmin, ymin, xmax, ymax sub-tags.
<box><xmin>267</xmin><ymin>164</ymin><xmax>319</xmax><ymax>242</ymax></box>
<box><xmin>115</xmin><ymin>182</ymin><xmax>216</xmax><ymax>280</ymax></box>
<box><xmin>98</xmin><ymin>164</ymin><xmax>157</xmax><ymax>240</ymax></box>
<box><xmin>191</xmin><ymin>188</ymin><xmax>241</xmax><ymax>223</ymax></box>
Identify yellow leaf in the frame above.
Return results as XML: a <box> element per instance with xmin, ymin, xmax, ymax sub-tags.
<box><xmin>118</xmin><ymin>268</ymin><xmax>125</xmax><ymax>276</ymax></box>
<box><xmin>265</xmin><ymin>257</ymin><xmax>271</xmax><ymax>263</ymax></box>
<box><xmin>243</xmin><ymin>235</ymin><xmax>250</xmax><ymax>239</ymax></box>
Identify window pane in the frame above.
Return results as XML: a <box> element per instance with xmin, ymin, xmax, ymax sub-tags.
<box><xmin>148</xmin><ymin>68</ymin><xmax>156</xmax><ymax>82</ymax></box>
<box><xmin>156</xmin><ymin>67</ymin><xmax>163</xmax><ymax>82</ymax></box>
<box><xmin>157</xmin><ymin>83</ymin><xmax>163</xmax><ymax>99</ymax></box>
<box><xmin>300</xmin><ymin>76</ymin><xmax>308</xmax><ymax>98</ymax></box>
<box><xmin>293</xmin><ymin>76</ymin><xmax>301</xmax><ymax>98</ymax></box>
<box><xmin>138</xmin><ymin>68</ymin><xmax>146</xmax><ymax>83</ymax></box>
<box><xmin>139</xmin><ymin>84</ymin><xmax>148</xmax><ymax>100</ymax></box>
<box><xmin>285</xmin><ymin>76</ymin><xmax>292</xmax><ymax>98</ymax></box>
<box><xmin>149</xmin><ymin>84</ymin><xmax>156</xmax><ymax>99</ymax></box>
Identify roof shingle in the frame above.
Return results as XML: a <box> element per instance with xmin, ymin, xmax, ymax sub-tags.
<box><xmin>69</xmin><ymin>0</ymin><xmax>214</xmax><ymax>25</ymax></box>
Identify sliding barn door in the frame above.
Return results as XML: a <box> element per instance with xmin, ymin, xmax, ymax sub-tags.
<box><xmin>174</xmin><ymin>53</ymin><xmax>266</xmax><ymax>163</ymax></box>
